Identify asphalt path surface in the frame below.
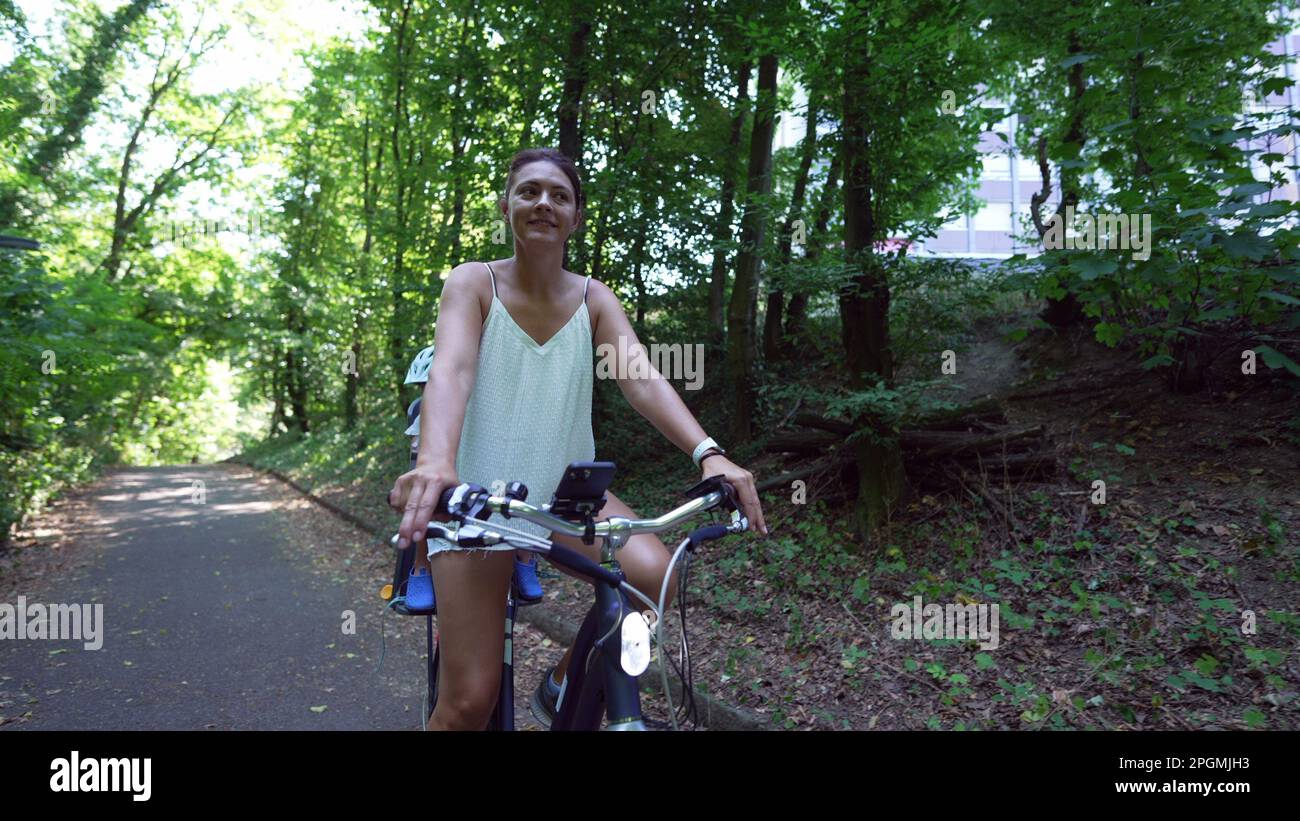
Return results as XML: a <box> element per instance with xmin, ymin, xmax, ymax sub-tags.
<box><xmin>0</xmin><ymin>464</ymin><xmax>540</xmax><ymax>730</ymax></box>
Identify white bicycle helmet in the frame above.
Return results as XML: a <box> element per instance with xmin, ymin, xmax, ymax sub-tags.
<box><xmin>404</xmin><ymin>345</ymin><xmax>435</xmax><ymax>437</ymax></box>
<box><xmin>404</xmin><ymin>344</ymin><xmax>435</xmax><ymax>385</ymax></box>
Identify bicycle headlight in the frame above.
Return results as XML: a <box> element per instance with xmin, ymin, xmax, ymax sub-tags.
<box><xmin>620</xmin><ymin>611</ymin><xmax>651</xmax><ymax>676</ymax></box>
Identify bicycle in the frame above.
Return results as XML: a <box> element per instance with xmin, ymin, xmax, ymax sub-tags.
<box><xmin>384</xmin><ymin>458</ymin><xmax>747</xmax><ymax>729</ymax></box>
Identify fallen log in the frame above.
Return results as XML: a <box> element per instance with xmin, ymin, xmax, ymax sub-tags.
<box><xmin>790</xmin><ymin>396</ymin><xmax>1007</xmax><ymax>437</ymax></box>
<box><xmin>791</xmin><ymin>412</ymin><xmax>854</xmax><ymax>436</ymax></box>
<box><xmin>766</xmin><ymin>430</ymin><xmax>843</xmax><ymax>454</ymax></box>
<box><xmin>767</xmin><ymin>425</ymin><xmax>1045</xmax><ymax>459</ymax></box>
<box><xmin>902</xmin><ymin>425</ymin><xmax>1045</xmax><ymax>459</ymax></box>
<box><xmin>910</xmin><ymin>450</ymin><xmax>1056</xmax><ymax>478</ymax></box>
<box><xmin>913</xmin><ymin>395</ymin><xmax>1007</xmax><ymax>430</ymax></box>
<box><xmin>756</xmin><ymin>458</ymin><xmax>840</xmax><ymax>493</ymax></box>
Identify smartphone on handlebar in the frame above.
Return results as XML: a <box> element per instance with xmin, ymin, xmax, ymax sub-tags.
<box><xmin>548</xmin><ymin>461</ymin><xmax>615</xmax><ymax>521</ymax></box>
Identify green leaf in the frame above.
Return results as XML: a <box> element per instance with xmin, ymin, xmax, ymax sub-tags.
<box><xmin>1260</xmin><ymin>291</ymin><xmax>1300</xmax><ymax>306</ymax></box>
<box><xmin>1242</xmin><ymin>707</ymin><xmax>1267</xmax><ymax>728</ymax></box>
<box><xmin>1139</xmin><ymin>354</ymin><xmax>1175</xmax><ymax>370</ymax></box>
<box><xmin>1229</xmin><ymin>182</ymin><xmax>1274</xmax><ymax>199</ymax></box>
<box><xmin>1094</xmin><ymin>322</ymin><xmax>1124</xmax><ymax>346</ymax></box>
<box><xmin>1244</xmin><ymin>201</ymin><xmax>1292</xmax><ymax>219</ymax></box>
<box><xmin>1264</xmin><ymin>266</ymin><xmax>1300</xmax><ymax>284</ymax></box>
<box><xmin>1071</xmin><ymin>256</ymin><xmax>1118</xmax><ymax>280</ymax></box>
<box><xmin>974</xmin><ymin>652</ymin><xmax>995</xmax><ymax>670</ymax></box>
<box><xmin>1058</xmin><ymin>53</ymin><xmax>1096</xmax><ymax>69</ymax></box>
<box><xmin>1256</xmin><ymin>345</ymin><xmax>1300</xmax><ymax>377</ymax></box>
<box><xmin>1216</xmin><ymin>231</ymin><xmax>1272</xmax><ymax>261</ymax></box>
<box><xmin>1193</xmin><ymin>654</ymin><xmax>1219</xmax><ymax>677</ymax></box>
<box><xmin>851</xmin><ymin>576</ymin><xmax>871</xmax><ymax>602</ymax></box>
<box><xmin>1259</xmin><ymin>76</ymin><xmax>1295</xmax><ymax>97</ymax></box>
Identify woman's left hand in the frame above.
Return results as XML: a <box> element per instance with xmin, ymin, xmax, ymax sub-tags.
<box><xmin>700</xmin><ymin>455</ymin><xmax>768</xmax><ymax>536</ymax></box>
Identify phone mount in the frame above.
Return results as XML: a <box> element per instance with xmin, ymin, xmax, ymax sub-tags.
<box><xmin>548</xmin><ymin>493</ymin><xmax>607</xmax><ymax>519</ymax></box>
<box><xmin>546</xmin><ymin>461</ymin><xmax>616</xmax><ymax>543</ymax></box>
<box><xmin>547</xmin><ymin>494</ymin><xmax>606</xmax><ymax>544</ymax></box>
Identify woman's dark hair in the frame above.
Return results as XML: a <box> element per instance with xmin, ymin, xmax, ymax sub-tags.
<box><xmin>502</xmin><ymin>147</ymin><xmax>584</xmax><ymax>211</ymax></box>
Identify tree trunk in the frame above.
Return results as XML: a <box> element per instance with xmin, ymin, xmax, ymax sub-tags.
<box><xmin>388</xmin><ymin>0</ymin><xmax>414</xmax><ymax>415</ymax></box>
<box><xmin>709</xmin><ymin>60</ymin><xmax>752</xmax><ymax>348</ymax></box>
<box><xmin>1041</xmin><ymin>24</ymin><xmax>1087</xmax><ymax>328</ymax></box>
<box><xmin>631</xmin><ymin>192</ymin><xmax>651</xmax><ymax>327</ymax></box>
<box><xmin>102</xmin><ymin>26</ymin><xmax>232</xmax><ymax>281</ymax></box>
<box><xmin>763</xmin><ymin>84</ymin><xmax>819</xmax><ymax>362</ymax></box>
<box><xmin>443</xmin><ymin>13</ymin><xmax>475</xmax><ymax>268</ymax></box>
<box><xmin>346</xmin><ymin>115</ymin><xmax>381</xmax><ymax>430</ymax></box>
<box><xmin>558</xmin><ymin>5</ymin><xmax>593</xmax><ymax>275</ymax></box>
<box><xmin>785</xmin><ymin>150</ymin><xmax>841</xmax><ymax>345</ymax></box>
<box><xmin>286</xmin><ymin>349</ymin><xmax>310</xmax><ymax>434</ymax></box>
<box><xmin>726</xmin><ymin>53</ymin><xmax>777</xmax><ymax>444</ymax></box>
<box><xmin>0</xmin><ymin>0</ymin><xmax>157</xmax><ymax>226</ymax></box>
<box><xmin>629</xmin><ymin>118</ymin><xmax>658</xmax><ymax>327</ymax></box>
<box><xmin>841</xmin><ymin>21</ymin><xmax>905</xmax><ymax>546</ymax></box>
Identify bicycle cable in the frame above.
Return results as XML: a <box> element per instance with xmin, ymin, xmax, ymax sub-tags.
<box><xmin>675</xmin><ymin>548</ymin><xmax>698</xmax><ymax>728</ymax></box>
<box><xmin>658</xmin><ymin>534</ymin><xmax>700</xmax><ymax>730</ymax></box>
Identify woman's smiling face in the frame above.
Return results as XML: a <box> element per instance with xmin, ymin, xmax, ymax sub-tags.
<box><xmin>503</xmin><ymin>160</ymin><xmax>581</xmax><ymax>244</ymax></box>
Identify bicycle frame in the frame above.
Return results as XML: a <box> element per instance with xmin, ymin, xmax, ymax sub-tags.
<box><xmin>419</xmin><ymin>553</ymin><xmax>643</xmax><ymax>731</ymax></box>
<box><xmin>396</xmin><ymin>395</ymin><xmax>740</xmax><ymax>729</ymax></box>
<box><xmin>551</xmin><ymin>577</ymin><xmax>646</xmax><ymax>730</ymax></box>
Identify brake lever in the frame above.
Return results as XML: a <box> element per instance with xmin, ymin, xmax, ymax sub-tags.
<box><xmin>425</xmin><ymin>522</ymin><xmax>458</xmax><ymax>542</ymax></box>
<box><xmin>730</xmin><ymin>509</ymin><xmax>750</xmax><ymax>532</ymax></box>
<box><xmin>427</xmin><ymin>521</ymin><xmax>501</xmax><ymax>548</ymax></box>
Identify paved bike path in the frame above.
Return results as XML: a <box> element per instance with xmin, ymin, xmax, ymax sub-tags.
<box><xmin>0</xmin><ymin>465</ymin><xmax>431</xmax><ymax>730</ymax></box>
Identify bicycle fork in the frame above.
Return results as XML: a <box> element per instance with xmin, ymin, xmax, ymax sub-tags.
<box><xmin>553</xmin><ymin>581</ymin><xmax>646</xmax><ymax>730</ymax></box>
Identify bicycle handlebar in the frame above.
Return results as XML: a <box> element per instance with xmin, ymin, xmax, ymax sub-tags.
<box><xmin>427</xmin><ymin>479</ymin><xmax>745</xmax><ymax>545</ymax></box>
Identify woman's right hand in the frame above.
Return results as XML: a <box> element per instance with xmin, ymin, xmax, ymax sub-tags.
<box><xmin>388</xmin><ymin>463</ymin><xmax>458</xmax><ymax>550</ymax></box>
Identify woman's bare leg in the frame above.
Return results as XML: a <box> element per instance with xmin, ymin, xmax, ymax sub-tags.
<box><xmin>424</xmin><ymin>548</ymin><xmax>515</xmax><ymax>730</ymax></box>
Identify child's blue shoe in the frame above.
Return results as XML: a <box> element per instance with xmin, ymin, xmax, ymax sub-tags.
<box><xmin>406</xmin><ymin>566</ymin><xmax>435</xmax><ymax>613</ymax></box>
<box><xmin>513</xmin><ymin>556</ymin><xmax>543</xmax><ymax>603</ymax></box>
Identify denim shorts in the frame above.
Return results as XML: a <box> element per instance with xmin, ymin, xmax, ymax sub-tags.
<box><xmin>424</xmin><ymin>513</ymin><xmax>551</xmax><ymax>559</ymax></box>
<box><xmin>425</xmin><ymin>538</ymin><xmax>516</xmax><ymax>559</ymax></box>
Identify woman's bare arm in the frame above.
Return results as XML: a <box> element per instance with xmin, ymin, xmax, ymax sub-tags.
<box><xmin>587</xmin><ymin>279</ymin><xmax>769</xmax><ymax>535</ymax></box>
<box><xmin>394</xmin><ymin>262</ymin><xmax>487</xmax><ymax>548</ymax></box>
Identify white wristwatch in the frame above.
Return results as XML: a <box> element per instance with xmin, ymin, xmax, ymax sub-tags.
<box><xmin>692</xmin><ymin>437</ymin><xmax>726</xmax><ymax>469</ymax></box>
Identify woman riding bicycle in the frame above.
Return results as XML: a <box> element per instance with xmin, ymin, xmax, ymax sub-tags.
<box><xmin>387</xmin><ymin>147</ymin><xmax>769</xmax><ymax>731</ymax></box>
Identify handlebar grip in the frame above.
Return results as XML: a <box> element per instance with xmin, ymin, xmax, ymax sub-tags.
<box><xmin>687</xmin><ymin>523</ymin><xmax>731</xmax><ymax>549</ymax></box>
<box><xmin>436</xmin><ymin>486</ymin><xmax>456</xmax><ymax>514</ymax></box>
<box><xmin>547</xmin><ymin>544</ymin><xmax>625</xmax><ymax>588</ymax></box>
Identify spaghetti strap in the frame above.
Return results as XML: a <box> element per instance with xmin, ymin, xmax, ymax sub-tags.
<box><xmin>485</xmin><ymin>261</ymin><xmax>498</xmax><ymax>298</ymax></box>
<box><xmin>583</xmin><ymin>275</ymin><xmax>590</xmax><ymax>304</ymax></box>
